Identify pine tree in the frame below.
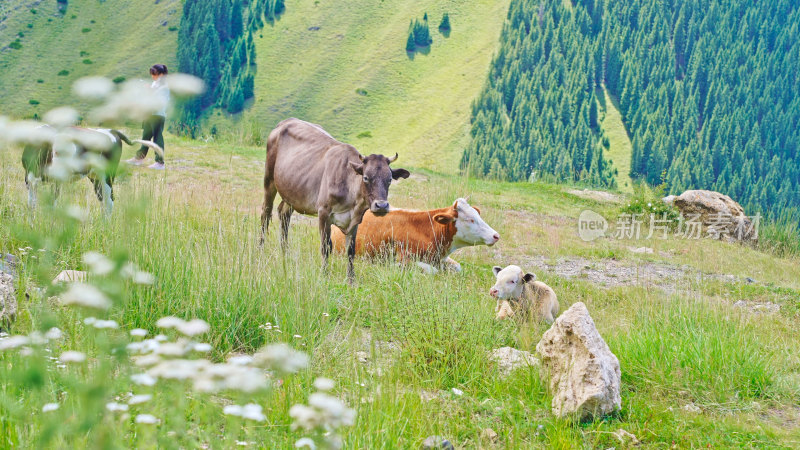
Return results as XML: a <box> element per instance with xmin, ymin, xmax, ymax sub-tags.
<box><xmin>439</xmin><ymin>13</ymin><xmax>451</xmax><ymax>31</ymax></box>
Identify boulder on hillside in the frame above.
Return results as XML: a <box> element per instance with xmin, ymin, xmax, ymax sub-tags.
<box><xmin>1</xmin><ymin>254</ymin><xmax>18</xmax><ymax>331</ymax></box>
<box><xmin>669</xmin><ymin>190</ymin><xmax>757</xmax><ymax>242</ymax></box>
<box><xmin>536</xmin><ymin>302</ymin><xmax>621</xmax><ymax>420</ymax></box>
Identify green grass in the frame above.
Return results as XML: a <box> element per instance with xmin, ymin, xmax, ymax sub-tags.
<box><xmin>225</xmin><ymin>0</ymin><xmax>510</xmax><ymax>172</ymax></box>
<box><xmin>1</xmin><ymin>135</ymin><xmax>799</xmax><ymax>447</ymax></box>
<box><xmin>0</xmin><ymin>0</ymin><xmax>179</xmax><ymax>118</ymax></box>
<box><xmin>598</xmin><ymin>87</ymin><xmax>634</xmax><ymax>193</ymax></box>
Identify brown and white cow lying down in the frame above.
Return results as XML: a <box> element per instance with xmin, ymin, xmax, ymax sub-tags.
<box><xmin>21</xmin><ymin>126</ymin><xmax>158</xmax><ymax>214</ymax></box>
<box><xmin>331</xmin><ymin>198</ymin><xmax>500</xmax><ymax>273</ymax></box>
<box><xmin>490</xmin><ymin>265</ymin><xmax>559</xmax><ymax>323</ymax></box>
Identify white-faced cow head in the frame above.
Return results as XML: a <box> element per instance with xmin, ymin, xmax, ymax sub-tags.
<box><xmin>489</xmin><ymin>265</ymin><xmax>536</xmax><ymax>300</ymax></box>
<box><xmin>433</xmin><ymin>198</ymin><xmax>500</xmax><ymax>249</ymax></box>
<box><xmin>349</xmin><ymin>153</ymin><xmax>410</xmax><ymax>216</ymax></box>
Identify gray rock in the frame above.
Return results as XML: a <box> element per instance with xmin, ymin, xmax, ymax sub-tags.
<box><xmin>422</xmin><ymin>436</ymin><xmax>454</xmax><ymax>450</ymax></box>
<box><xmin>489</xmin><ymin>347</ymin><xmax>539</xmax><ymax>376</ymax></box>
<box><xmin>0</xmin><ymin>272</ymin><xmax>16</xmax><ymax>331</ymax></box>
<box><xmin>672</xmin><ymin>190</ymin><xmax>757</xmax><ymax>242</ymax></box>
<box><xmin>536</xmin><ymin>302</ymin><xmax>621</xmax><ymax>420</ymax></box>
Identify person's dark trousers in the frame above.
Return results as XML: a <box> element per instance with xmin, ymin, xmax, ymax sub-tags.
<box><xmin>136</xmin><ymin>115</ymin><xmax>166</xmax><ymax>164</ymax></box>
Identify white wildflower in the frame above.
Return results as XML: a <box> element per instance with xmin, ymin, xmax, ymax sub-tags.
<box><xmin>44</xmin><ymin>327</ymin><xmax>63</xmax><ymax>340</ymax></box>
<box><xmin>313</xmin><ymin>378</ymin><xmax>335</xmax><ymax>392</ymax></box>
<box><xmin>236</xmin><ymin>441</ymin><xmax>251</xmax><ymax>447</ymax></box>
<box><xmin>28</xmin><ymin>331</ymin><xmax>48</xmax><ymax>345</ymax></box>
<box><xmin>83</xmin><ymin>317</ymin><xmax>97</xmax><ymax>325</ymax></box>
<box><xmin>227</xmin><ymin>355</ymin><xmax>253</xmax><ymax>366</ymax></box>
<box><xmin>73</xmin><ymin>76</ymin><xmax>115</xmax><ymax>100</ymax></box>
<box><xmin>148</xmin><ymin>359</ymin><xmax>208</xmax><ymax>380</ymax></box>
<box><xmin>82</xmin><ymin>252</ymin><xmax>114</xmax><ymax>276</ymax></box>
<box><xmin>60</xmin><ymin>283</ymin><xmax>112</xmax><ymax>310</ymax></box>
<box><xmin>132</xmin><ymin>354</ymin><xmax>161</xmax><ymax>367</ymax></box>
<box><xmin>59</xmin><ymin>351</ymin><xmax>87</xmax><ymax>363</ymax></box>
<box><xmin>43</xmin><ymin>107</ymin><xmax>80</xmax><ymax>128</ymax></box>
<box><xmin>128</xmin><ymin>394</ymin><xmax>152</xmax><ymax>405</ymax></box>
<box><xmin>155</xmin><ymin>342</ymin><xmax>189</xmax><ymax>357</ymax></box>
<box><xmin>106</xmin><ymin>402</ymin><xmax>129</xmax><ymax>412</ymax></box>
<box><xmin>2</xmin><ymin>120</ymin><xmax>56</xmax><ymax>146</ymax></box>
<box><xmin>132</xmin><ymin>271</ymin><xmax>155</xmax><ymax>285</ymax></box>
<box><xmin>191</xmin><ymin>343</ymin><xmax>212</xmax><ymax>353</ymax></box>
<box><xmin>65</xmin><ymin>205</ymin><xmax>89</xmax><ymax>222</ymax></box>
<box><xmin>252</xmin><ymin>343</ymin><xmax>309</xmax><ymax>374</ymax></box>
<box><xmin>156</xmin><ymin>316</ymin><xmax>184</xmax><ymax>329</ymax></box>
<box><xmin>165</xmin><ymin>74</ymin><xmax>205</xmax><ymax>97</ymax></box>
<box><xmin>451</xmin><ymin>388</ymin><xmax>464</xmax><ymax>396</ymax></box>
<box><xmin>223</xmin><ymin>403</ymin><xmax>266</xmax><ymax>422</ymax></box>
<box><xmin>295</xmin><ymin>438</ymin><xmax>317</xmax><ymax>449</ymax></box>
<box><xmin>130</xmin><ymin>328</ymin><xmax>148</xmax><ymax>338</ymax></box>
<box><xmin>154</xmin><ymin>334</ymin><xmax>168</xmax><ymax>342</ymax></box>
<box><xmin>0</xmin><ymin>335</ymin><xmax>30</xmax><ymax>351</ymax></box>
<box><xmin>131</xmin><ymin>373</ymin><xmax>157</xmax><ymax>386</ymax></box>
<box><xmin>42</xmin><ymin>403</ymin><xmax>60</xmax><ymax>413</ymax></box>
<box><xmin>91</xmin><ymin>79</ymin><xmax>163</xmax><ymax>123</ymax></box>
<box><xmin>135</xmin><ymin>414</ymin><xmax>159</xmax><ymax>424</ymax></box>
<box><xmin>91</xmin><ymin>319</ymin><xmax>119</xmax><ymax>329</ymax></box>
<box><xmin>176</xmin><ymin>319</ymin><xmax>209</xmax><ymax>337</ymax></box>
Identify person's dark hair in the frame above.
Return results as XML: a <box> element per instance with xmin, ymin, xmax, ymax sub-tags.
<box><xmin>149</xmin><ymin>64</ymin><xmax>168</xmax><ymax>76</ymax></box>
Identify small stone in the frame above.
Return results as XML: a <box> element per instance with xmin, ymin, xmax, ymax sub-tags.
<box><xmin>489</xmin><ymin>347</ymin><xmax>539</xmax><ymax>376</ymax></box>
<box><xmin>480</xmin><ymin>428</ymin><xmax>498</xmax><ymax>443</ymax></box>
<box><xmin>52</xmin><ymin>270</ymin><xmax>87</xmax><ymax>284</ymax></box>
<box><xmin>422</xmin><ymin>436</ymin><xmax>454</xmax><ymax>450</ymax></box>
<box><xmin>682</xmin><ymin>403</ymin><xmax>701</xmax><ymax>413</ymax></box>
<box><xmin>355</xmin><ymin>351</ymin><xmax>369</xmax><ymax>364</ymax></box>
<box><xmin>745</xmin><ymin>277</ymin><xmax>755</xmax><ymax>284</ymax></box>
<box><xmin>613</xmin><ymin>428</ymin><xmax>640</xmax><ymax>445</ymax></box>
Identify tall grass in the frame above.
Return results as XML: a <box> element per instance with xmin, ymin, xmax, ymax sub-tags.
<box><xmin>2</xmin><ymin>142</ymin><xmax>800</xmax><ymax>447</ymax></box>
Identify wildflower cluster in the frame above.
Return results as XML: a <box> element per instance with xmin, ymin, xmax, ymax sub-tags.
<box><xmin>289</xmin><ymin>377</ymin><xmax>357</xmax><ymax>449</ymax></box>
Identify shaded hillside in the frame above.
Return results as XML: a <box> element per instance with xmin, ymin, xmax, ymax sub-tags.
<box><xmin>464</xmin><ymin>0</ymin><xmax>800</xmax><ymax>220</ymax></box>
<box><xmin>0</xmin><ymin>0</ymin><xmax>180</xmax><ymax>117</ymax></box>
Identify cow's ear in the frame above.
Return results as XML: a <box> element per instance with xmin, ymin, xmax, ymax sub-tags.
<box><xmin>349</xmin><ymin>161</ymin><xmax>364</xmax><ymax>175</ymax></box>
<box><xmin>492</xmin><ymin>266</ymin><xmax>503</xmax><ymax>276</ymax></box>
<box><xmin>391</xmin><ymin>168</ymin><xmax>410</xmax><ymax>180</ymax></box>
<box><xmin>433</xmin><ymin>212</ymin><xmax>456</xmax><ymax>224</ymax></box>
<box><xmin>523</xmin><ymin>272</ymin><xmax>536</xmax><ymax>283</ymax></box>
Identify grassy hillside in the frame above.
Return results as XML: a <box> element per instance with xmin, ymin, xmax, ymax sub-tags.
<box><xmin>0</xmin><ymin>0</ymin><xmax>180</xmax><ymax>117</ymax></box>
<box><xmin>598</xmin><ymin>87</ymin><xmax>634</xmax><ymax>193</ymax></box>
<box><xmin>232</xmin><ymin>0</ymin><xmax>510</xmax><ymax>172</ymax></box>
<box><xmin>1</xmin><ymin>135</ymin><xmax>799</xmax><ymax>447</ymax></box>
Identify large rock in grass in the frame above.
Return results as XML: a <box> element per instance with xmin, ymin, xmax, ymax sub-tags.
<box><xmin>0</xmin><ymin>255</ymin><xmax>17</xmax><ymax>330</ymax></box>
<box><xmin>671</xmin><ymin>190</ymin><xmax>757</xmax><ymax>243</ymax></box>
<box><xmin>535</xmin><ymin>302</ymin><xmax>621</xmax><ymax>420</ymax></box>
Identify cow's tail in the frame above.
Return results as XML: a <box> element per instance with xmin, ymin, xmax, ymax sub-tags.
<box><xmin>132</xmin><ymin>139</ymin><xmax>165</xmax><ymax>158</ymax></box>
<box><xmin>110</xmin><ymin>129</ymin><xmax>133</xmax><ymax>146</ymax></box>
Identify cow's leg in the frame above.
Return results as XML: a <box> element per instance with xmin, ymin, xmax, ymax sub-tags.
<box><xmin>26</xmin><ymin>173</ymin><xmax>39</xmax><ymax>209</ymax></box>
<box><xmin>345</xmin><ymin>224</ymin><xmax>359</xmax><ymax>285</ymax></box>
<box><xmin>259</xmin><ymin>178</ymin><xmax>278</xmax><ymax>246</ymax></box>
<box><xmin>89</xmin><ymin>174</ymin><xmax>113</xmax><ymax>215</ymax></box>
<box><xmin>318</xmin><ymin>209</ymin><xmax>332</xmax><ymax>274</ymax></box>
<box><xmin>277</xmin><ymin>200</ymin><xmax>293</xmax><ymax>252</ymax></box>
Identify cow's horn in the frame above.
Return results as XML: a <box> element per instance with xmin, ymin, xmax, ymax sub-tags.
<box><xmin>387</xmin><ymin>153</ymin><xmax>398</xmax><ymax>163</ymax></box>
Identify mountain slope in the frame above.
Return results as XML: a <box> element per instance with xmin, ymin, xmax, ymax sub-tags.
<box><xmin>236</xmin><ymin>0</ymin><xmax>510</xmax><ymax>172</ymax></box>
<box><xmin>0</xmin><ymin>0</ymin><xmax>180</xmax><ymax>117</ymax></box>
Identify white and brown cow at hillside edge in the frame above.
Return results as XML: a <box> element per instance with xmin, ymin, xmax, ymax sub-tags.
<box><xmin>331</xmin><ymin>198</ymin><xmax>499</xmax><ymax>273</ymax></box>
<box><xmin>21</xmin><ymin>126</ymin><xmax>159</xmax><ymax>214</ymax></box>
<box><xmin>489</xmin><ymin>265</ymin><xmax>559</xmax><ymax>323</ymax></box>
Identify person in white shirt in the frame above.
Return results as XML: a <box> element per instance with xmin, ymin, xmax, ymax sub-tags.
<box><xmin>126</xmin><ymin>64</ymin><xmax>170</xmax><ymax>170</ymax></box>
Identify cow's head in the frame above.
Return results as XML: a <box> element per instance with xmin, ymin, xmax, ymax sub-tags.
<box><xmin>434</xmin><ymin>198</ymin><xmax>500</xmax><ymax>247</ymax></box>
<box><xmin>489</xmin><ymin>265</ymin><xmax>535</xmax><ymax>300</ymax></box>
<box><xmin>349</xmin><ymin>153</ymin><xmax>409</xmax><ymax>216</ymax></box>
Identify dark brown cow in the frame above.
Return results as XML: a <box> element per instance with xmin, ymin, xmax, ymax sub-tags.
<box><xmin>260</xmin><ymin>118</ymin><xmax>409</xmax><ymax>283</ymax></box>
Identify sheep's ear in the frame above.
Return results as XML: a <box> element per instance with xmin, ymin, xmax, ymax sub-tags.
<box><xmin>492</xmin><ymin>266</ymin><xmax>503</xmax><ymax>276</ymax></box>
<box><xmin>523</xmin><ymin>272</ymin><xmax>536</xmax><ymax>283</ymax></box>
